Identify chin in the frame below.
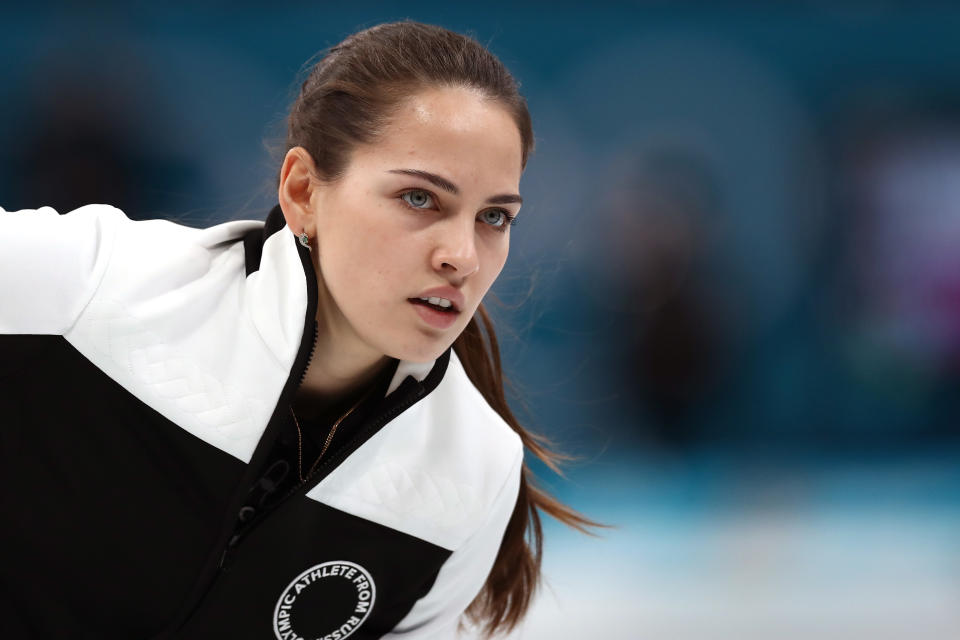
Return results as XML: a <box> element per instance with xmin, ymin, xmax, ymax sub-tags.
<box><xmin>386</xmin><ymin>336</ymin><xmax>456</xmax><ymax>364</ymax></box>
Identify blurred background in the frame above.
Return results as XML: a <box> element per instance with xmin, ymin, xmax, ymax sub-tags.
<box><xmin>2</xmin><ymin>2</ymin><xmax>958</xmax><ymax>638</ymax></box>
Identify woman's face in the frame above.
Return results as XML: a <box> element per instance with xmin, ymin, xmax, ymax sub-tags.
<box><xmin>304</xmin><ymin>86</ymin><xmax>523</xmax><ymax>363</ymax></box>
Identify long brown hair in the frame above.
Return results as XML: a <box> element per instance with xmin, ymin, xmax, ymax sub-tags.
<box><xmin>280</xmin><ymin>20</ymin><xmax>606</xmax><ymax>637</ymax></box>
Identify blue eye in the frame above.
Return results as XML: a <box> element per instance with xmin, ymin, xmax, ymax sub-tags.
<box><xmin>400</xmin><ymin>188</ymin><xmax>516</xmax><ymax>234</ymax></box>
<box><xmin>401</xmin><ymin>189</ymin><xmax>434</xmax><ymax>209</ymax></box>
<box><xmin>479</xmin><ymin>209</ymin><xmax>516</xmax><ymax>232</ymax></box>
<box><xmin>481</xmin><ymin>210</ymin><xmax>505</xmax><ymax>227</ymax></box>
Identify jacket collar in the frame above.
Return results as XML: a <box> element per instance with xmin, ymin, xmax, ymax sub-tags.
<box><xmin>244</xmin><ymin>204</ymin><xmax>441</xmax><ymax>398</ymax></box>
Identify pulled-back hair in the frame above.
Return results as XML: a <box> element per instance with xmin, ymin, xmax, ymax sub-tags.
<box><xmin>279</xmin><ymin>20</ymin><xmax>602</xmax><ymax>637</ymax></box>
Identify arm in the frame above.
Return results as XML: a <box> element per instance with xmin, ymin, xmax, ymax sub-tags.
<box><xmin>0</xmin><ymin>204</ymin><xmax>122</xmax><ymax>335</ymax></box>
<box><xmin>384</xmin><ymin>444</ymin><xmax>524</xmax><ymax>639</ymax></box>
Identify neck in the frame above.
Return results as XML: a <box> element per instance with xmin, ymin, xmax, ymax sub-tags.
<box><xmin>294</xmin><ymin>271</ymin><xmax>391</xmax><ymax>417</ymax></box>
<box><xmin>295</xmin><ymin>336</ymin><xmax>389</xmax><ymax>417</ymax></box>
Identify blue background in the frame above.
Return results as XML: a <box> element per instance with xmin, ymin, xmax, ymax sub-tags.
<box><xmin>2</xmin><ymin>3</ymin><xmax>958</xmax><ymax>638</ymax></box>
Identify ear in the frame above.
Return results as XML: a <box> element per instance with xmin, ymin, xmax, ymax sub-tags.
<box><xmin>278</xmin><ymin>147</ymin><xmax>320</xmax><ymax>236</ymax></box>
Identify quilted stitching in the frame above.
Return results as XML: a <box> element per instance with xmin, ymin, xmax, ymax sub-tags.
<box><xmin>69</xmin><ymin>298</ymin><xmax>270</xmax><ymax>444</ymax></box>
<box><xmin>325</xmin><ymin>460</ymin><xmax>479</xmax><ymax>530</ymax></box>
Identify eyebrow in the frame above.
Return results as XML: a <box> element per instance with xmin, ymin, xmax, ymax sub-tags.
<box><xmin>387</xmin><ymin>169</ymin><xmax>523</xmax><ymax>205</ymax></box>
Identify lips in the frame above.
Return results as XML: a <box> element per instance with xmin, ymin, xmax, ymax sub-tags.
<box><xmin>408</xmin><ymin>298</ymin><xmax>460</xmax><ymax>329</ymax></box>
<box><xmin>409</xmin><ymin>297</ymin><xmax>456</xmax><ymax>312</ymax></box>
<box><xmin>410</xmin><ymin>286</ymin><xmax>465</xmax><ymax>313</ymax></box>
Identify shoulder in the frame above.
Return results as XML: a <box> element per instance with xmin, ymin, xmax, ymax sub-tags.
<box><xmin>308</xmin><ymin>349</ymin><xmax>524</xmax><ymax>550</ymax></box>
<box><xmin>74</xmin><ymin>206</ymin><xmax>265</xmax><ymax>332</ymax></box>
<box><xmin>16</xmin><ymin>203</ymin><xmax>265</xmax><ymax>289</ymax></box>
<box><xmin>60</xmin><ymin>207</ymin><xmax>284</xmax><ymax>463</ymax></box>
<box><xmin>426</xmin><ymin>349</ymin><xmax>524</xmax><ymax>521</ymax></box>
<box><xmin>1</xmin><ymin>204</ymin><xmax>129</xmax><ymax>334</ymax></box>
<box><xmin>106</xmin><ymin>209</ymin><xmax>263</xmax><ymax>272</ymax></box>
<box><xmin>431</xmin><ymin>350</ymin><xmax>523</xmax><ymax>463</ymax></box>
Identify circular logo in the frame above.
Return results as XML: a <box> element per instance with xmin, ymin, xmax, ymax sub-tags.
<box><xmin>273</xmin><ymin>561</ymin><xmax>376</xmax><ymax>640</ymax></box>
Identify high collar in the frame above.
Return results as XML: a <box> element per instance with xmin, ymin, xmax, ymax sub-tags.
<box><xmin>62</xmin><ymin>202</ymin><xmax>447</xmax><ymax>464</ymax></box>
<box><xmin>245</xmin><ymin>204</ymin><xmax>439</xmax><ymax>398</ymax></box>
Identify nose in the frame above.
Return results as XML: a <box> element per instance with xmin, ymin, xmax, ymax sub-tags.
<box><xmin>432</xmin><ymin>217</ymin><xmax>479</xmax><ymax>280</ymax></box>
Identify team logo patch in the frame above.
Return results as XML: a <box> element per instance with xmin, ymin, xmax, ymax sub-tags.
<box><xmin>273</xmin><ymin>561</ymin><xmax>376</xmax><ymax>640</ymax></box>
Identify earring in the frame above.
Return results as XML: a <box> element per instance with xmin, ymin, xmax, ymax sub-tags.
<box><xmin>297</xmin><ymin>231</ymin><xmax>312</xmax><ymax>251</ymax></box>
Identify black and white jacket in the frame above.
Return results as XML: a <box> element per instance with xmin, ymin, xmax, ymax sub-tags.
<box><xmin>0</xmin><ymin>203</ymin><xmax>523</xmax><ymax>639</ymax></box>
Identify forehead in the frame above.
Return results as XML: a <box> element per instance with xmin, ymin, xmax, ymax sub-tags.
<box><xmin>350</xmin><ymin>86</ymin><xmax>523</xmax><ymax>190</ymax></box>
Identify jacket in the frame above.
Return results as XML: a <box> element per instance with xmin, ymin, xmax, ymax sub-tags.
<box><xmin>0</xmin><ymin>202</ymin><xmax>523</xmax><ymax>639</ymax></box>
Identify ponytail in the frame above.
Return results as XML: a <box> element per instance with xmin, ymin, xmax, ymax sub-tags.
<box><xmin>453</xmin><ymin>304</ymin><xmax>609</xmax><ymax>637</ymax></box>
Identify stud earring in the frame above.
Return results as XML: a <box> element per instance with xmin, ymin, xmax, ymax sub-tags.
<box><xmin>297</xmin><ymin>231</ymin><xmax>312</xmax><ymax>251</ymax></box>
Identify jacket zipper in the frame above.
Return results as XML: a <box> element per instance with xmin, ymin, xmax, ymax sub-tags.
<box><xmin>217</xmin><ymin>319</ymin><xmax>319</xmax><ymax>571</ymax></box>
<box><xmin>298</xmin><ymin>320</ymin><xmax>320</xmax><ymax>388</ymax></box>
<box><xmin>220</xmin><ymin>325</ymin><xmax>429</xmax><ymax>559</ymax></box>
<box><xmin>161</xmin><ymin>207</ymin><xmax>446</xmax><ymax>635</ymax></box>
<box><xmin>156</xmin><ymin>225</ymin><xmax>322</xmax><ymax>638</ymax></box>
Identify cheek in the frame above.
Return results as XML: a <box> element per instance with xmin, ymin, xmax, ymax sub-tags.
<box><xmin>481</xmin><ymin>239</ymin><xmax>510</xmax><ymax>289</ymax></box>
<box><xmin>320</xmin><ymin>210</ymin><xmax>415</xmax><ymax>304</ymax></box>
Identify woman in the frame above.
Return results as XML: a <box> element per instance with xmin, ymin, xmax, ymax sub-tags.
<box><xmin>0</xmin><ymin>21</ymin><xmax>597</xmax><ymax>639</ymax></box>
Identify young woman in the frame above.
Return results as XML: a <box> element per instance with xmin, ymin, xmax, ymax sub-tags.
<box><xmin>0</xmin><ymin>21</ymin><xmax>597</xmax><ymax>639</ymax></box>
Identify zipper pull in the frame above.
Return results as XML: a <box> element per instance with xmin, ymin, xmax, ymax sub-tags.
<box><xmin>219</xmin><ymin>533</ymin><xmax>242</xmax><ymax>571</ymax></box>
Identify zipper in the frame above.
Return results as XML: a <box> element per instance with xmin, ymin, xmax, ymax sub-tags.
<box><xmin>161</xmin><ymin>206</ymin><xmax>448</xmax><ymax>635</ymax></box>
<box><xmin>217</xmin><ymin>320</ymin><xmax>319</xmax><ymax>572</ymax></box>
<box><xmin>163</xmin><ymin>337</ymin><xmax>444</xmax><ymax>637</ymax></box>
<box><xmin>215</xmin><ymin>382</ymin><xmax>427</xmax><ymax>571</ymax></box>
<box><xmin>155</xmin><ymin>219</ymin><xmax>322</xmax><ymax>638</ymax></box>
<box><xmin>298</xmin><ymin>321</ymin><xmax>320</xmax><ymax>388</ymax></box>
<box><xmin>217</xmin><ymin>229</ymin><xmax>321</xmax><ymax>572</ymax></box>
<box><xmin>220</xmin><ymin>341</ymin><xmax>428</xmax><ymax>560</ymax></box>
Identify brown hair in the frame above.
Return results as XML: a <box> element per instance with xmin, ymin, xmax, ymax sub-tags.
<box><xmin>280</xmin><ymin>20</ymin><xmax>605</xmax><ymax>637</ymax></box>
